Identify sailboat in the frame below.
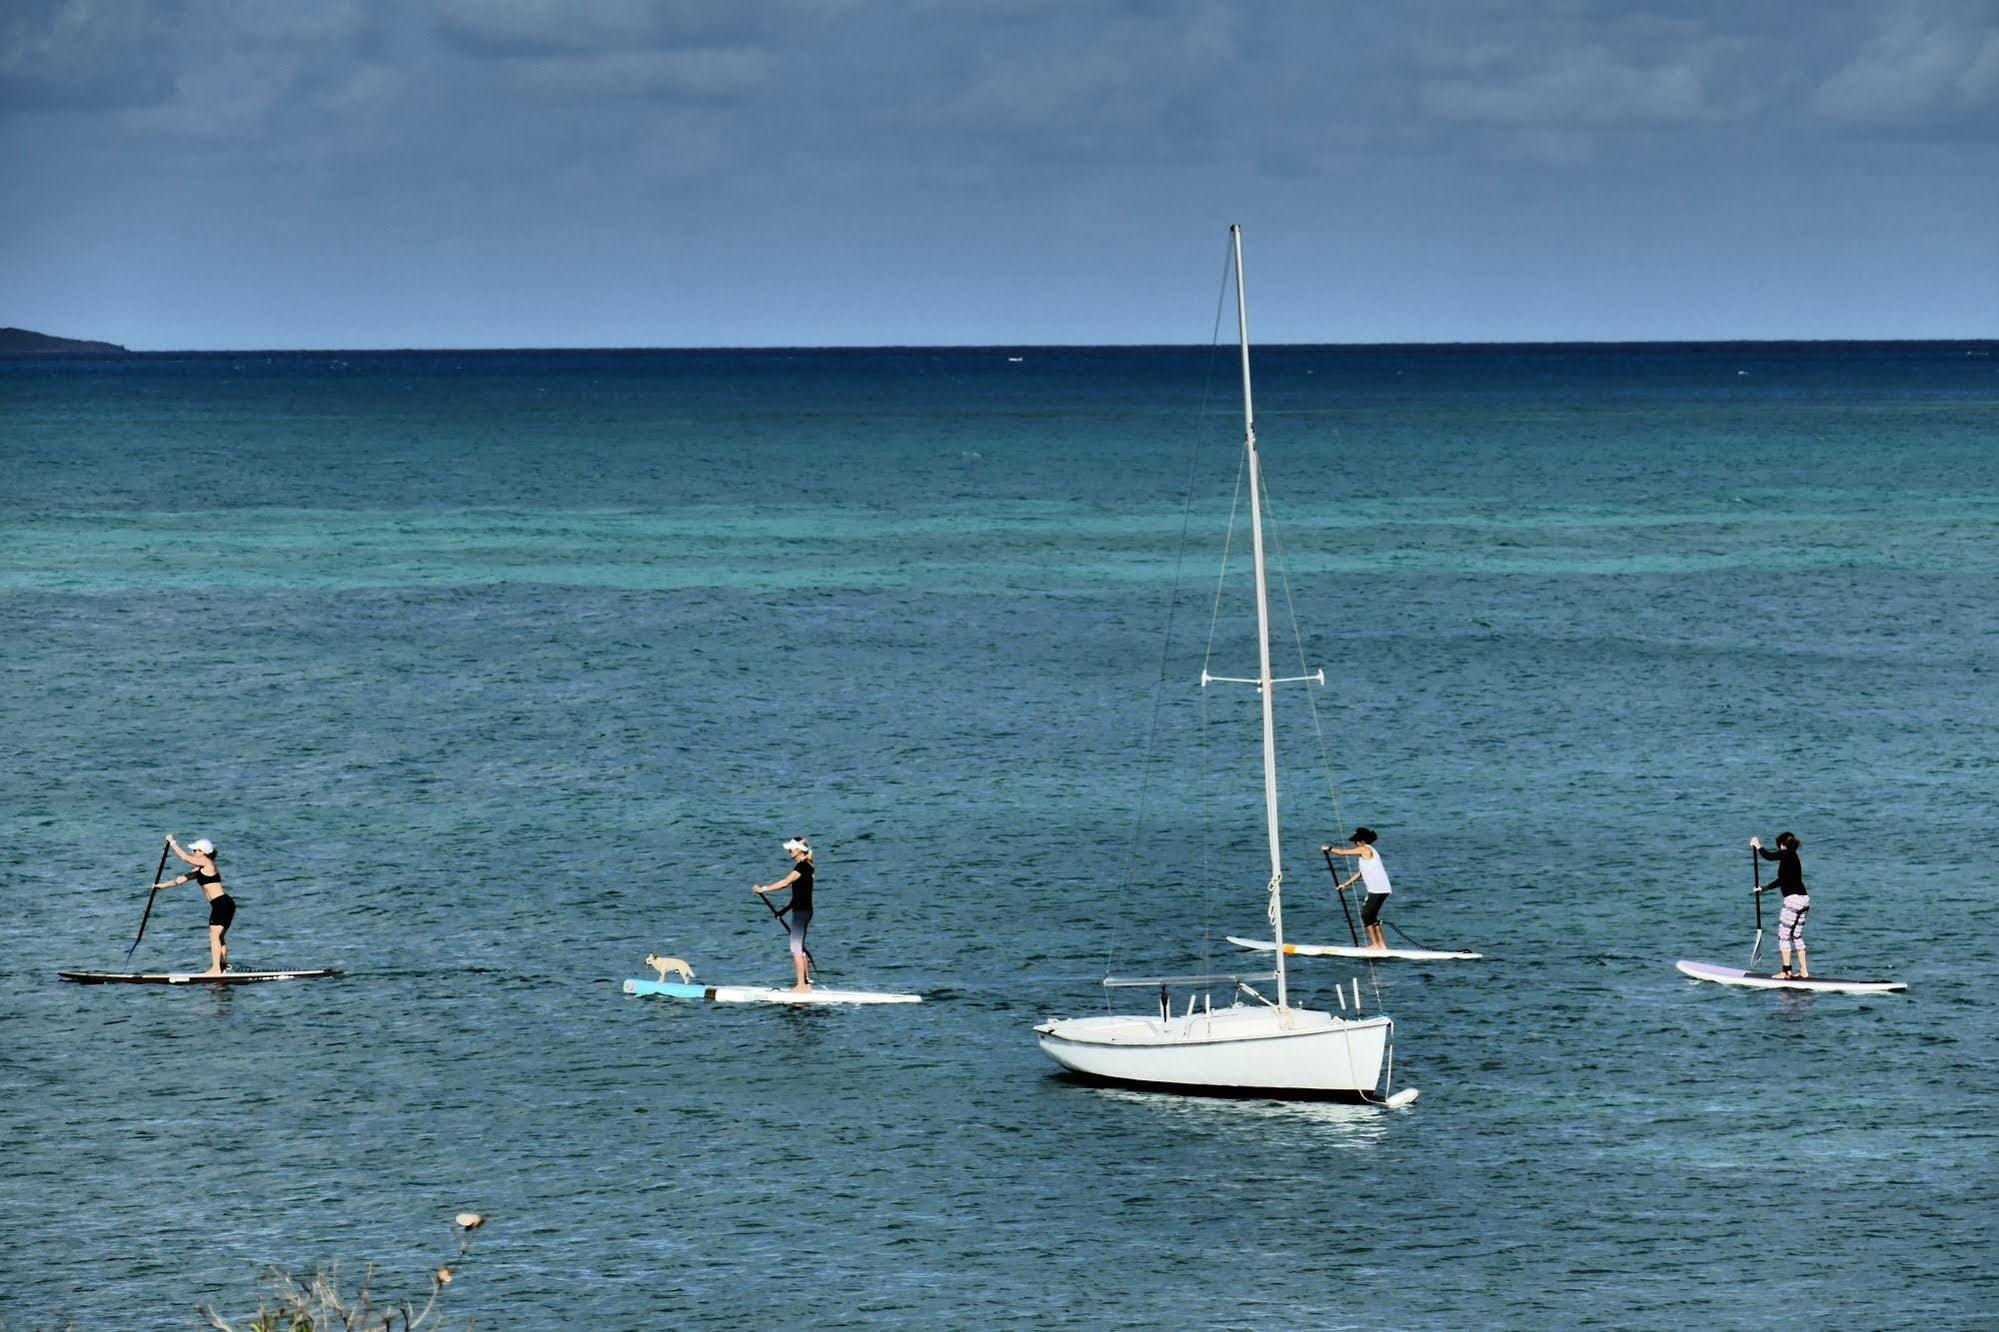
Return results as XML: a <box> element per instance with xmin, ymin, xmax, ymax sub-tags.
<box><xmin>1034</xmin><ymin>226</ymin><xmax>1418</xmax><ymax>1105</ymax></box>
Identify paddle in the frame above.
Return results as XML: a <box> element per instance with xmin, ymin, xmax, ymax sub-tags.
<box><xmin>754</xmin><ymin>888</ymin><xmax>819</xmax><ymax>980</ymax></box>
<box><xmin>1749</xmin><ymin>843</ymin><xmax>1764</xmax><ymax>966</ymax></box>
<box><xmin>1320</xmin><ymin>847</ymin><xmax>1361</xmax><ymax>948</ymax></box>
<box><xmin>125</xmin><ymin>836</ymin><xmax>173</xmax><ymax>965</ymax></box>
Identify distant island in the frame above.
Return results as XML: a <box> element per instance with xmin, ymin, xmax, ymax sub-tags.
<box><xmin>0</xmin><ymin>326</ymin><xmax>128</xmax><ymax>354</ymax></box>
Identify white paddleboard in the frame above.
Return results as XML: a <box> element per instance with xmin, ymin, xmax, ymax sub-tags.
<box><xmin>1228</xmin><ymin>935</ymin><xmax>1481</xmax><ymax>962</ymax></box>
<box><xmin>1675</xmin><ymin>960</ymin><xmax>1906</xmax><ymax>995</ymax></box>
<box><xmin>623</xmin><ymin>978</ymin><xmax>920</xmax><ymax>1005</ymax></box>
<box><xmin>58</xmin><ymin>969</ymin><xmax>343</xmax><ymax>985</ymax></box>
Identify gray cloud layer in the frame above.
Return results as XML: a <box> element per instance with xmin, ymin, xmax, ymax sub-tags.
<box><xmin>4</xmin><ymin>0</ymin><xmax>1994</xmax><ymax>346</ymax></box>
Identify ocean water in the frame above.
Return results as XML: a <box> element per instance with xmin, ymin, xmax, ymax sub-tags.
<box><xmin>2</xmin><ymin>343</ymin><xmax>1995</xmax><ymax>1329</ymax></box>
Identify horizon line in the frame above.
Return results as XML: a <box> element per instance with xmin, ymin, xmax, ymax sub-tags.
<box><xmin>7</xmin><ymin>335</ymin><xmax>1995</xmax><ymax>357</ymax></box>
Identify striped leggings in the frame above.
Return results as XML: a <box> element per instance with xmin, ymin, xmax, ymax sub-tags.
<box><xmin>1778</xmin><ymin>895</ymin><xmax>1809</xmax><ymax>952</ymax></box>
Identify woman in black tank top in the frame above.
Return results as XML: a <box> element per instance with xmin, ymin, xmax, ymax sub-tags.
<box><xmin>752</xmin><ymin>837</ymin><xmax>816</xmax><ymax>991</ymax></box>
<box><xmin>156</xmin><ymin>834</ymin><xmax>235</xmax><ymax>975</ymax></box>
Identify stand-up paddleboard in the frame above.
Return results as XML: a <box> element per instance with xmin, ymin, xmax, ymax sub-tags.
<box><xmin>59</xmin><ymin>969</ymin><xmax>343</xmax><ymax>985</ymax></box>
<box><xmin>1674</xmin><ymin>960</ymin><xmax>1905</xmax><ymax>995</ymax></box>
<box><xmin>1227</xmin><ymin>935</ymin><xmax>1481</xmax><ymax>962</ymax></box>
<box><xmin>623</xmin><ymin>978</ymin><xmax>920</xmax><ymax>1005</ymax></box>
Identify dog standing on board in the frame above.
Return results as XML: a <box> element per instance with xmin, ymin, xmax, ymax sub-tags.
<box><xmin>645</xmin><ymin>954</ymin><xmax>694</xmax><ymax>984</ymax></box>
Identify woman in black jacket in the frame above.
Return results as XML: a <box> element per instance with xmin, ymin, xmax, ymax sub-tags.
<box><xmin>1752</xmin><ymin>832</ymin><xmax>1809</xmax><ymax>979</ymax></box>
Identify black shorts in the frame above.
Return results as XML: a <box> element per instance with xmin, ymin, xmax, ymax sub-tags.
<box><xmin>1361</xmin><ymin>893</ymin><xmax>1388</xmax><ymax>927</ymax></box>
<box><xmin>207</xmin><ymin>894</ymin><xmax>236</xmax><ymax>930</ymax></box>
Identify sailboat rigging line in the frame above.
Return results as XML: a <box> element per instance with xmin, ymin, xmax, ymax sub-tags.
<box><xmin>1101</xmin><ymin>239</ymin><xmax>1243</xmax><ymax>997</ymax></box>
<box><xmin>1185</xmin><ymin>255</ymin><xmax>1252</xmax><ymax>984</ymax></box>
<box><xmin>1263</xmin><ymin>480</ymin><xmax>1379</xmax><ymax>1002</ymax></box>
<box><xmin>1267</xmin><ymin>496</ymin><xmax>1385</xmax><ymax>1012</ymax></box>
<box><xmin>1192</xmin><ymin>379</ymin><xmax>1252</xmax><ymax>979</ymax></box>
<box><xmin>1340</xmin><ymin>1021</ymin><xmax>1365</xmax><ymax>1092</ymax></box>
<box><xmin>1264</xmin><ymin>484</ymin><xmax>1350</xmax><ymax>824</ymax></box>
<box><xmin>1202</xmin><ymin>456</ymin><xmax>1250</xmax><ymax>680</ymax></box>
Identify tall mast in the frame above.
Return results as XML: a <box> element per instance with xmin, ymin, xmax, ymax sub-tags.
<box><xmin>1231</xmin><ymin>224</ymin><xmax>1289</xmax><ymax>1010</ymax></box>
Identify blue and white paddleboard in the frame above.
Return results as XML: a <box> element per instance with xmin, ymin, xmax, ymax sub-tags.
<box><xmin>1227</xmin><ymin>935</ymin><xmax>1481</xmax><ymax>962</ymax></box>
<box><xmin>1675</xmin><ymin>960</ymin><xmax>1905</xmax><ymax>995</ymax></box>
<box><xmin>623</xmin><ymin>978</ymin><xmax>921</xmax><ymax>1005</ymax></box>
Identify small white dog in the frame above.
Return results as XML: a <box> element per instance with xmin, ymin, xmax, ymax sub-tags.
<box><xmin>644</xmin><ymin>954</ymin><xmax>694</xmax><ymax>984</ymax></box>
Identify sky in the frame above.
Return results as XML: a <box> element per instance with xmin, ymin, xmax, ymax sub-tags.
<box><xmin>2</xmin><ymin>0</ymin><xmax>1996</xmax><ymax>349</ymax></box>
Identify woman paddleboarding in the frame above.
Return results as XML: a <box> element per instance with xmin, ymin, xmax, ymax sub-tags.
<box><xmin>1752</xmin><ymin>832</ymin><xmax>1809</xmax><ymax>978</ymax></box>
<box><xmin>753</xmin><ymin>837</ymin><xmax>815</xmax><ymax>992</ymax></box>
<box><xmin>154</xmin><ymin>835</ymin><xmax>235</xmax><ymax>975</ymax></box>
<box><xmin>1325</xmin><ymin>827</ymin><xmax>1393</xmax><ymax>951</ymax></box>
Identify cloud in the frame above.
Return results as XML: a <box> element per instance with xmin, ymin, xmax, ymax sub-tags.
<box><xmin>1419</xmin><ymin>45</ymin><xmax>1720</xmax><ymax>128</ymax></box>
<box><xmin>1812</xmin><ymin>7</ymin><xmax>1999</xmax><ymax>128</ymax></box>
<box><xmin>0</xmin><ymin>0</ymin><xmax>181</xmax><ymax>111</ymax></box>
<box><xmin>3</xmin><ymin>0</ymin><xmax>386</xmax><ymax>138</ymax></box>
<box><xmin>787</xmin><ymin>0</ymin><xmax>1244</xmax><ymax>180</ymax></box>
<box><xmin>431</xmin><ymin>0</ymin><xmax>819</xmax><ymax>58</ymax></box>
<box><xmin>500</xmin><ymin>47</ymin><xmax>774</xmax><ymax>102</ymax></box>
<box><xmin>938</xmin><ymin>19</ymin><xmax>1231</xmax><ymax>140</ymax></box>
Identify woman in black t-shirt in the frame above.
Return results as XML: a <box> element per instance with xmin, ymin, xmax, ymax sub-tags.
<box><xmin>753</xmin><ymin>837</ymin><xmax>815</xmax><ymax>991</ymax></box>
<box><xmin>155</xmin><ymin>834</ymin><xmax>235</xmax><ymax>975</ymax></box>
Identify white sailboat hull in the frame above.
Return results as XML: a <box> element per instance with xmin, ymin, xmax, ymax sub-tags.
<box><xmin>1034</xmin><ymin>1004</ymin><xmax>1391</xmax><ymax>1097</ymax></box>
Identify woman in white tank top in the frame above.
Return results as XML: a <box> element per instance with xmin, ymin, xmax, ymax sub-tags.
<box><xmin>1324</xmin><ymin>826</ymin><xmax>1392</xmax><ymax>951</ymax></box>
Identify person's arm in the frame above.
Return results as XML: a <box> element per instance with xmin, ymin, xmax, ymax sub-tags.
<box><xmin>155</xmin><ymin>871</ymin><xmax>191</xmax><ymax>890</ymax></box>
<box><xmin>1322</xmin><ymin>844</ymin><xmax>1359</xmax><ymax>858</ymax></box>
<box><xmin>753</xmin><ymin>870</ymin><xmax>801</xmax><ymax>895</ymax></box>
<box><xmin>1334</xmin><ymin>873</ymin><xmax>1360</xmax><ymax>892</ymax></box>
<box><xmin>166</xmin><ymin>834</ymin><xmax>193</xmax><ymax>867</ymax></box>
<box><xmin>1756</xmin><ymin>846</ymin><xmax>1782</xmax><ymax>864</ymax></box>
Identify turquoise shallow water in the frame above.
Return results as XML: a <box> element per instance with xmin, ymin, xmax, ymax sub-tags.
<box><xmin>2</xmin><ymin>344</ymin><xmax>1996</xmax><ymax>1328</ymax></box>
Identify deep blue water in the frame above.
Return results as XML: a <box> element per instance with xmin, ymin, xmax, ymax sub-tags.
<box><xmin>2</xmin><ymin>343</ymin><xmax>1996</xmax><ymax>1328</ymax></box>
